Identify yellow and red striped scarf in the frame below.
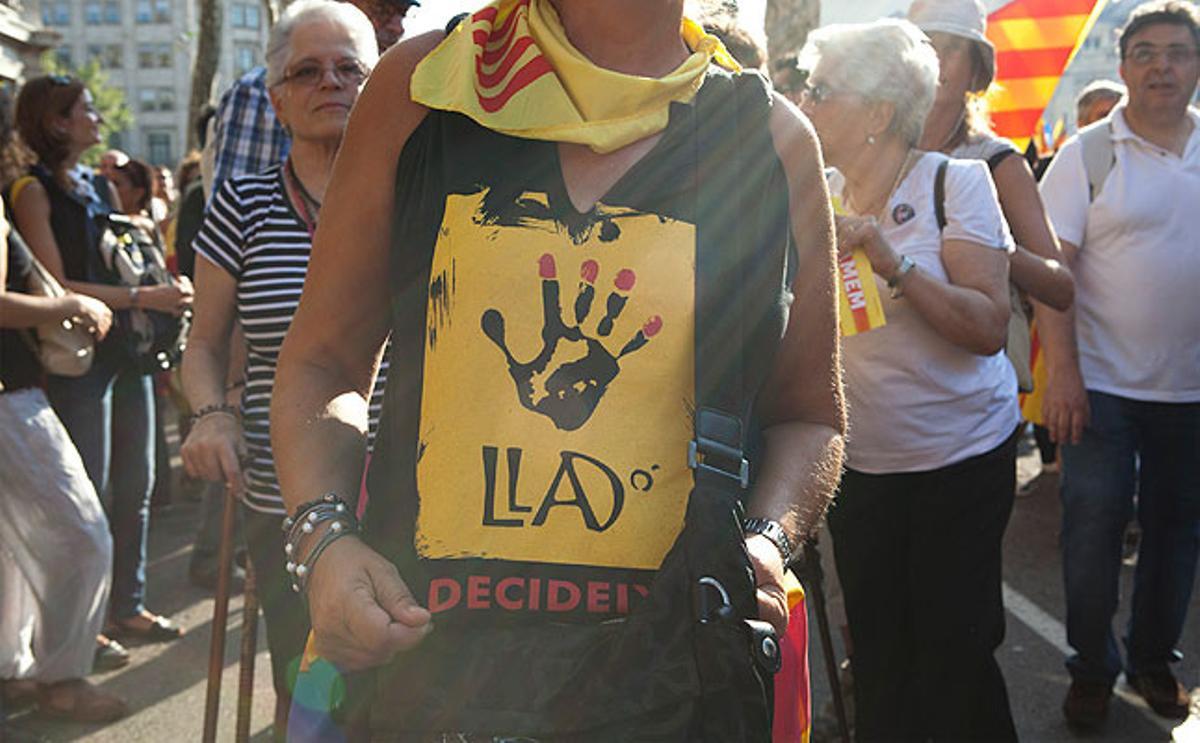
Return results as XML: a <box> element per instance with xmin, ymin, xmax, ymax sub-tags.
<box><xmin>410</xmin><ymin>0</ymin><xmax>740</xmax><ymax>153</ymax></box>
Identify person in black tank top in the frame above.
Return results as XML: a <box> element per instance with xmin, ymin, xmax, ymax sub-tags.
<box><xmin>0</xmin><ymin>85</ymin><xmax>128</xmax><ymax>723</ymax></box>
<box><xmin>272</xmin><ymin>3</ymin><xmax>846</xmax><ymax>738</ymax></box>
<box><xmin>9</xmin><ymin>75</ymin><xmax>190</xmax><ymax>645</ymax></box>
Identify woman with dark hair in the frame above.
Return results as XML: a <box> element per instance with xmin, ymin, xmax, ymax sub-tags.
<box><xmin>110</xmin><ymin>157</ymin><xmax>155</xmax><ymax>217</ymax></box>
<box><xmin>0</xmin><ymin>84</ymin><xmax>127</xmax><ymax>724</ymax></box>
<box><xmin>8</xmin><ymin>75</ymin><xmax>190</xmax><ymax>643</ymax></box>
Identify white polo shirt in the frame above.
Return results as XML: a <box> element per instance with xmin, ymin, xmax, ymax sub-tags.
<box><xmin>1040</xmin><ymin>105</ymin><xmax>1200</xmax><ymax>403</ymax></box>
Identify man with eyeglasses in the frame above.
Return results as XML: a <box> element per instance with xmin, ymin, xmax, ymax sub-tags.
<box><xmin>1037</xmin><ymin>0</ymin><xmax>1200</xmax><ymax>729</ymax></box>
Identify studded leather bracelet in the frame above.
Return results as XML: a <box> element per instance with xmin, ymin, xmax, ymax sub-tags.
<box><xmin>282</xmin><ymin>493</ymin><xmax>359</xmax><ymax>594</ymax></box>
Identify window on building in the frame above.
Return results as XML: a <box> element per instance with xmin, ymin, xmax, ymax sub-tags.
<box><xmin>103</xmin><ymin>0</ymin><xmax>121</xmax><ymax>23</ymax></box>
<box><xmin>137</xmin><ymin>88</ymin><xmax>176</xmax><ymax>113</ymax></box>
<box><xmin>234</xmin><ymin>44</ymin><xmax>257</xmax><ymax>75</ymax></box>
<box><xmin>231</xmin><ymin>3</ymin><xmax>260</xmax><ymax>29</ymax></box>
<box><xmin>87</xmin><ymin>44</ymin><xmax>123</xmax><ymax>69</ymax></box>
<box><xmin>85</xmin><ymin>0</ymin><xmax>101</xmax><ymax>24</ymax></box>
<box><xmin>136</xmin><ymin>0</ymin><xmax>169</xmax><ymax>23</ymax></box>
<box><xmin>138</xmin><ymin>43</ymin><xmax>173</xmax><ymax>69</ymax></box>
<box><xmin>53</xmin><ymin>46</ymin><xmax>73</xmax><ymax>69</ymax></box>
<box><xmin>147</xmin><ymin>131</ymin><xmax>174</xmax><ymax>165</ymax></box>
<box><xmin>42</xmin><ymin>0</ymin><xmax>71</xmax><ymax>26</ymax></box>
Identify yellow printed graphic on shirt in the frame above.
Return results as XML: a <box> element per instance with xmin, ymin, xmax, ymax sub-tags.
<box><xmin>830</xmin><ymin>194</ymin><xmax>887</xmax><ymax>337</ymax></box>
<box><xmin>415</xmin><ymin>190</ymin><xmax>696</xmax><ymax>570</ymax></box>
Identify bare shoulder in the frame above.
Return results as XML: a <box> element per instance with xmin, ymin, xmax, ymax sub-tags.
<box><xmin>10</xmin><ymin>176</ymin><xmax>50</xmax><ymax>230</ymax></box>
<box><xmin>352</xmin><ymin>30</ymin><xmax>446</xmax><ymax>135</ymax></box>
<box><xmin>767</xmin><ymin>92</ymin><xmax>823</xmax><ymax>177</ymax></box>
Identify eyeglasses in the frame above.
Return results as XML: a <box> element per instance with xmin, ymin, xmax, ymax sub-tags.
<box><xmin>275</xmin><ymin>59</ymin><xmax>368</xmax><ymax>88</ymax></box>
<box><xmin>799</xmin><ymin>79</ymin><xmax>842</xmax><ymax>105</ymax></box>
<box><xmin>1126</xmin><ymin>44</ymin><xmax>1199</xmax><ymax>66</ymax></box>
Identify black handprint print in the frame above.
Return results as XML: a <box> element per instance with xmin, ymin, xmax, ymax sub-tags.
<box><xmin>481</xmin><ymin>253</ymin><xmax>662</xmax><ymax>431</ymax></box>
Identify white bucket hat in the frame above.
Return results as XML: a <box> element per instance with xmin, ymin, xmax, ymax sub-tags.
<box><xmin>908</xmin><ymin>0</ymin><xmax>996</xmax><ymax>92</ymax></box>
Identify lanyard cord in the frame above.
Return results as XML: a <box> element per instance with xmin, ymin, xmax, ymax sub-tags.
<box><xmin>285</xmin><ymin>157</ymin><xmax>321</xmax><ymax>236</ymax></box>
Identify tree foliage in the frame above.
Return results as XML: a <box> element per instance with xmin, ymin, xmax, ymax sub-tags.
<box><xmin>39</xmin><ymin>53</ymin><xmax>134</xmax><ymax>165</ymax></box>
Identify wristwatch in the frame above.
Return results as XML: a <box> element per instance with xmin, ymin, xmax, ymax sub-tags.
<box><xmin>887</xmin><ymin>255</ymin><xmax>916</xmax><ymax>299</ymax></box>
<box><xmin>743</xmin><ymin>517</ymin><xmax>794</xmax><ymax>566</ymax></box>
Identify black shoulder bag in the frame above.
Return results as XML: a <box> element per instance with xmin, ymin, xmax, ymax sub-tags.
<box><xmin>96</xmin><ymin>213</ymin><xmax>191</xmax><ymax>373</ymax></box>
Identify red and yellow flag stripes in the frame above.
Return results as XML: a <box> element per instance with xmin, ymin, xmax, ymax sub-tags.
<box><xmin>986</xmin><ymin>0</ymin><xmax>1109</xmax><ymax>148</ymax></box>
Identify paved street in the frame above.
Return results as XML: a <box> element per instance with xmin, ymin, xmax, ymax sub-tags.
<box><xmin>3</xmin><ymin>429</ymin><xmax>1197</xmax><ymax>742</ymax></box>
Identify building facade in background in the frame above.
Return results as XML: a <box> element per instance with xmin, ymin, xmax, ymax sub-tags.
<box><xmin>28</xmin><ymin>0</ymin><xmax>269</xmax><ymax>165</ymax></box>
<box><xmin>0</xmin><ymin>1</ymin><xmax>56</xmax><ymax>83</ymax></box>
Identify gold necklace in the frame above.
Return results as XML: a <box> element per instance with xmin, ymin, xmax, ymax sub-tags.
<box><xmin>847</xmin><ymin>149</ymin><xmax>918</xmax><ymax>221</ymax></box>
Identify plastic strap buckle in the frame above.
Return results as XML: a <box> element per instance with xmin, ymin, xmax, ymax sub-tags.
<box><xmin>688</xmin><ymin>408</ymin><xmax>750</xmax><ymax>489</ymax></box>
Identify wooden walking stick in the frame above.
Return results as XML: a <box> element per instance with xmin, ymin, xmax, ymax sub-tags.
<box><xmin>202</xmin><ymin>483</ymin><xmax>239</xmax><ymax>743</ymax></box>
<box><xmin>235</xmin><ymin>558</ymin><xmax>259</xmax><ymax>742</ymax></box>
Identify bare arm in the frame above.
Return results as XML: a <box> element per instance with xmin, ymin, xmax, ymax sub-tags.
<box><xmin>11</xmin><ymin>180</ymin><xmax>191</xmax><ymax>314</ymax></box>
<box><xmin>744</xmin><ymin>97</ymin><xmax>846</xmax><ymax>633</ymax></box>
<box><xmin>1031</xmin><ymin>239</ymin><xmax>1088</xmax><ymax>444</ymax></box>
<box><xmin>0</xmin><ymin>212</ymin><xmax>112</xmax><ymax>335</ymax></box>
<box><xmin>271</xmin><ymin>34</ymin><xmax>443</xmax><ymax>670</ymax></box>
<box><xmin>180</xmin><ymin>257</ymin><xmax>244</xmax><ymax>488</ymax></box>
<box><xmin>840</xmin><ymin>213</ymin><xmax>1011</xmax><ymax>356</ymax></box>
<box><xmin>991</xmin><ymin>155</ymin><xmax>1074</xmax><ymax>311</ymax></box>
<box><xmin>753</xmin><ymin>96</ymin><xmax>846</xmax><ymax>540</ymax></box>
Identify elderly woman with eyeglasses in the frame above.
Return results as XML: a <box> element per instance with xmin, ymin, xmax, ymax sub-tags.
<box><xmin>180</xmin><ymin>0</ymin><xmax>383</xmax><ymax>732</ymax></box>
<box><xmin>798</xmin><ymin>20</ymin><xmax>1021</xmax><ymax>741</ymax></box>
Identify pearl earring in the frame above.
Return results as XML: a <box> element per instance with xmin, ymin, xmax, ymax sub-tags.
<box><xmin>867</xmin><ymin>134</ymin><xmax>877</xmax><ymax>145</ymax></box>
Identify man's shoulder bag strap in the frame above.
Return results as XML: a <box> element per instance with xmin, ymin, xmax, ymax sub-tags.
<box><xmin>1078</xmin><ymin>118</ymin><xmax>1116</xmax><ymax>203</ymax></box>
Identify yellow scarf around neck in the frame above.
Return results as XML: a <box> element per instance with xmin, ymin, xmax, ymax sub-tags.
<box><xmin>410</xmin><ymin>0</ymin><xmax>740</xmax><ymax>154</ymax></box>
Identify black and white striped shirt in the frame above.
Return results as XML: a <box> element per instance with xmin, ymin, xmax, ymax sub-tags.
<box><xmin>194</xmin><ymin>166</ymin><xmax>387</xmax><ymax>514</ymax></box>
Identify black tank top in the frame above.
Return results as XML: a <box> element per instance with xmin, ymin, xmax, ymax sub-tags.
<box><xmin>362</xmin><ymin>71</ymin><xmax>792</xmax><ymax>733</ymax></box>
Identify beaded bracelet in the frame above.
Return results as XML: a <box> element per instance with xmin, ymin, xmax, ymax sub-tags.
<box><xmin>189</xmin><ymin>402</ymin><xmax>239</xmax><ymax>426</ymax></box>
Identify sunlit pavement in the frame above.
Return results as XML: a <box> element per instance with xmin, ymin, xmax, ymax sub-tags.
<box><xmin>3</xmin><ymin>427</ymin><xmax>1197</xmax><ymax>741</ymax></box>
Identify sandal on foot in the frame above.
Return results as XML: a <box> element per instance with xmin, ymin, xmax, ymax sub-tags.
<box><xmin>93</xmin><ymin>635</ymin><xmax>131</xmax><ymax>672</ymax></box>
<box><xmin>37</xmin><ymin>679</ymin><xmax>128</xmax><ymax>723</ymax></box>
<box><xmin>107</xmin><ymin>612</ymin><xmax>183</xmax><ymax>643</ymax></box>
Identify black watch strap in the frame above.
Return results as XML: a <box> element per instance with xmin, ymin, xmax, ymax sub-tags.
<box><xmin>743</xmin><ymin>517</ymin><xmax>794</xmax><ymax>566</ymax></box>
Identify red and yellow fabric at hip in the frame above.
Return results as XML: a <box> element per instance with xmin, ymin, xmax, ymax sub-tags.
<box><xmin>410</xmin><ymin>0</ymin><xmax>741</xmax><ymax>153</ymax></box>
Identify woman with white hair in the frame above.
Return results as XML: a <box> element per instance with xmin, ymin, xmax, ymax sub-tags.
<box><xmin>179</xmin><ymin>0</ymin><xmax>382</xmax><ymax>733</ymax></box>
<box><xmin>798</xmin><ymin>19</ymin><xmax>1021</xmax><ymax>740</ymax></box>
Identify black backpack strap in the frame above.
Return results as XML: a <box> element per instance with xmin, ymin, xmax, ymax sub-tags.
<box><xmin>934</xmin><ymin>158</ymin><xmax>949</xmax><ymax>232</ymax></box>
<box><xmin>692</xmin><ymin>71</ymin><xmax>773</xmax><ymax>489</ymax></box>
<box><xmin>985</xmin><ymin>148</ymin><xmax>1018</xmax><ymax>172</ymax></box>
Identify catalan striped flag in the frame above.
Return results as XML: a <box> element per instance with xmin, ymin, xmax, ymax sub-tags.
<box><xmin>986</xmin><ymin>0</ymin><xmax>1110</xmax><ymax>149</ymax></box>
